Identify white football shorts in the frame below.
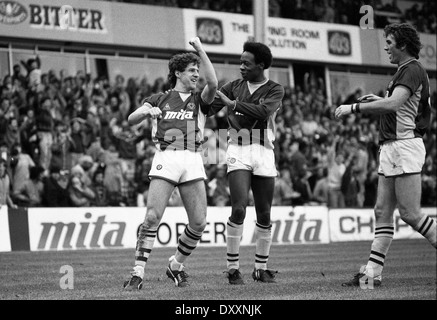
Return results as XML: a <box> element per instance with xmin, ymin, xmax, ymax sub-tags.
<box><xmin>378</xmin><ymin>138</ymin><xmax>425</xmax><ymax>177</ymax></box>
<box><xmin>149</xmin><ymin>149</ymin><xmax>206</xmax><ymax>185</ymax></box>
<box><xmin>226</xmin><ymin>143</ymin><xmax>277</xmax><ymax>177</ymax></box>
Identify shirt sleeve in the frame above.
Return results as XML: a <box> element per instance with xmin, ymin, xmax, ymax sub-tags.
<box><xmin>234</xmin><ymin>83</ymin><xmax>284</xmax><ymax>120</ymax></box>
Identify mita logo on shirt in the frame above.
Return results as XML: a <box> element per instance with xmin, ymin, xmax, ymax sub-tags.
<box><xmin>164</xmin><ymin>109</ymin><xmax>194</xmax><ymax>120</ymax></box>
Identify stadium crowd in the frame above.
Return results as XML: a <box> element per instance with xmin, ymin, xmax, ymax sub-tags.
<box><xmin>0</xmin><ymin>54</ymin><xmax>435</xmax><ymax>209</ymax></box>
<box><xmin>106</xmin><ymin>0</ymin><xmax>436</xmax><ymax>34</ymax></box>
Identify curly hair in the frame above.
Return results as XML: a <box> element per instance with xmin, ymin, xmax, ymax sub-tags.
<box><xmin>167</xmin><ymin>52</ymin><xmax>201</xmax><ymax>88</ymax></box>
<box><xmin>243</xmin><ymin>41</ymin><xmax>273</xmax><ymax>70</ymax></box>
<box><xmin>384</xmin><ymin>23</ymin><xmax>422</xmax><ymax>59</ymax></box>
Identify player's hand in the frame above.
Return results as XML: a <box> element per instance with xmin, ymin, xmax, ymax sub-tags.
<box><xmin>357</xmin><ymin>93</ymin><xmax>382</xmax><ymax>102</ymax></box>
<box><xmin>148</xmin><ymin>106</ymin><xmax>162</xmax><ymax>120</ymax></box>
<box><xmin>189</xmin><ymin>37</ymin><xmax>203</xmax><ymax>52</ymax></box>
<box><xmin>216</xmin><ymin>91</ymin><xmax>233</xmax><ymax>108</ymax></box>
<box><xmin>334</xmin><ymin>104</ymin><xmax>352</xmax><ymax>119</ymax></box>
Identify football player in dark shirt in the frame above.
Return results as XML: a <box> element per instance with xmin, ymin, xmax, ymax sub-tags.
<box><xmin>123</xmin><ymin>37</ymin><xmax>217</xmax><ymax>289</ymax></box>
<box><xmin>336</xmin><ymin>23</ymin><xmax>436</xmax><ymax>287</ymax></box>
<box><xmin>213</xmin><ymin>41</ymin><xmax>285</xmax><ymax>285</ymax></box>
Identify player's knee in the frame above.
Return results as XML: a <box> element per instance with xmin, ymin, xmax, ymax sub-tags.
<box><xmin>189</xmin><ymin>217</ymin><xmax>207</xmax><ymax>233</ymax></box>
<box><xmin>231</xmin><ymin>205</ymin><xmax>246</xmax><ymax>223</ymax></box>
<box><xmin>144</xmin><ymin>209</ymin><xmax>161</xmax><ymax>228</ymax></box>
<box><xmin>398</xmin><ymin>208</ymin><xmax>421</xmax><ymax>227</ymax></box>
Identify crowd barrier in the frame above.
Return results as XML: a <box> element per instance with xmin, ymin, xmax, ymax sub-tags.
<box><xmin>0</xmin><ymin>205</ymin><xmax>435</xmax><ymax>252</ymax></box>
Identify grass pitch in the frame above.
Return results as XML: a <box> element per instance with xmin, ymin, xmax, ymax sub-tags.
<box><xmin>0</xmin><ymin>239</ymin><xmax>435</xmax><ymax>302</ymax></box>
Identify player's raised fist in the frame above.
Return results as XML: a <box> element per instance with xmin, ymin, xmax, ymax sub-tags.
<box><xmin>189</xmin><ymin>37</ymin><xmax>203</xmax><ymax>51</ymax></box>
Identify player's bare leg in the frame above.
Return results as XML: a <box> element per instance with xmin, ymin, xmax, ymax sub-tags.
<box><xmin>225</xmin><ymin>170</ymin><xmax>251</xmax><ymax>285</ymax></box>
<box><xmin>343</xmin><ymin>175</ymin><xmax>396</xmax><ymax>287</ymax></box>
<box><xmin>396</xmin><ymin>174</ymin><xmax>437</xmax><ymax>247</ymax></box>
<box><xmin>123</xmin><ymin>179</ymin><xmax>174</xmax><ymax>290</ymax></box>
<box><xmin>166</xmin><ymin>180</ymin><xmax>207</xmax><ymax>287</ymax></box>
<box><xmin>251</xmin><ymin>176</ymin><xmax>278</xmax><ymax>283</ymax></box>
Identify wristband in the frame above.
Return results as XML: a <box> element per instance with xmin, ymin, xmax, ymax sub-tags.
<box><xmin>356</xmin><ymin>102</ymin><xmax>361</xmax><ymax>113</ymax></box>
<box><xmin>351</xmin><ymin>104</ymin><xmax>355</xmax><ymax>114</ymax></box>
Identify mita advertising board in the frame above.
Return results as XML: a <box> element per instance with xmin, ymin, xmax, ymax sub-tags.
<box><xmin>26</xmin><ymin>206</ymin><xmax>329</xmax><ymax>251</ymax></box>
<box><xmin>1</xmin><ymin>206</ymin><xmax>435</xmax><ymax>252</ymax></box>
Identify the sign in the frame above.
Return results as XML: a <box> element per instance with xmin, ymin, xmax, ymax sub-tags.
<box><xmin>329</xmin><ymin>208</ymin><xmax>437</xmax><ymax>242</ymax></box>
<box><xmin>183</xmin><ymin>10</ymin><xmax>363</xmax><ymax>64</ymax></box>
<box><xmin>26</xmin><ymin>206</ymin><xmax>330</xmax><ymax>251</ymax></box>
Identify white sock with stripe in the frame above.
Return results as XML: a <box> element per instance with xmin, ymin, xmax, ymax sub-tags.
<box><xmin>254</xmin><ymin>222</ymin><xmax>272</xmax><ymax>270</ymax></box>
<box><xmin>134</xmin><ymin>225</ymin><xmax>158</xmax><ymax>279</ymax></box>
<box><xmin>365</xmin><ymin>223</ymin><xmax>394</xmax><ymax>277</ymax></box>
<box><xmin>414</xmin><ymin>215</ymin><xmax>437</xmax><ymax>248</ymax></box>
<box><xmin>226</xmin><ymin>219</ymin><xmax>244</xmax><ymax>271</ymax></box>
<box><xmin>171</xmin><ymin>225</ymin><xmax>203</xmax><ymax>270</ymax></box>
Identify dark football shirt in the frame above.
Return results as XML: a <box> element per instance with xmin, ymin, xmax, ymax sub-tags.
<box><xmin>380</xmin><ymin>59</ymin><xmax>431</xmax><ymax>144</ymax></box>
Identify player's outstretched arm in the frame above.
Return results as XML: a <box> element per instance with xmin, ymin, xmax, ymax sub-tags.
<box><xmin>335</xmin><ymin>85</ymin><xmax>410</xmax><ymax>120</ymax></box>
<box><xmin>128</xmin><ymin>102</ymin><xmax>161</xmax><ymax>126</ymax></box>
<box><xmin>189</xmin><ymin>37</ymin><xmax>218</xmax><ymax>104</ymax></box>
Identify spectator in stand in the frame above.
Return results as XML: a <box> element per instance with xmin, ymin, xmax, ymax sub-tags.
<box><xmin>135</xmin><ymin>77</ymin><xmax>153</xmax><ymax>110</ymax></box>
<box><xmin>36</xmin><ymin>96</ymin><xmax>54</xmax><ymax>172</ymax></box>
<box><xmin>69</xmin><ymin>118</ymin><xmax>88</xmax><ymax>167</ymax></box>
<box><xmin>12</xmin><ymin>64</ymin><xmax>27</xmax><ymax>89</ymax></box>
<box><xmin>312</xmin><ymin>167</ymin><xmax>329</xmax><ymax>205</ymax></box>
<box><xmin>272</xmin><ymin>168</ymin><xmax>296</xmax><ymax>206</ymax></box>
<box><xmin>21</xmin><ymin>55</ymin><xmax>42</xmax><ymax>93</ymax></box>
<box><xmin>10</xmin><ymin>142</ymin><xmax>35</xmax><ymax>195</ymax></box>
<box><xmin>13</xmin><ymin>165</ymin><xmax>45</xmax><ymax>207</ymax></box>
<box><xmin>4</xmin><ymin>116</ymin><xmax>21</xmax><ymax>150</ymax></box>
<box><xmin>101</xmin><ymin>142</ymin><xmax>126</xmax><ymax>206</ymax></box>
<box><xmin>112</xmin><ymin>74</ymin><xmax>131</xmax><ymax>121</ymax></box>
<box><xmin>340</xmin><ymin>153</ymin><xmax>360</xmax><ymax>207</ymax></box>
<box><xmin>71</xmin><ymin>155</ymin><xmax>95</xmax><ymax>189</ymax></box>
<box><xmin>287</xmin><ymin>139</ymin><xmax>308</xmax><ymax>180</ymax></box>
<box><xmin>19</xmin><ymin>108</ymin><xmax>39</xmax><ymax>162</ymax></box>
<box><xmin>327</xmin><ymin>136</ymin><xmax>346</xmax><ymax>208</ymax></box>
<box><xmin>68</xmin><ymin>170</ymin><xmax>95</xmax><ymax>207</ymax></box>
<box><xmin>0</xmin><ymin>158</ymin><xmax>17</xmax><ymax>208</ymax></box>
<box><xmin>207</xmin><ymin>164</ymin><xmax>230</xmax><ymax>207</ymax></box>
<box><xmin>42</xmin><ymin>165</ymin><xmax>70</xmax><ymax>207</ymax></box>
<box><xmin>50</xmin><ymin>121</ymin><xmax>74</xmax><ymax>171</ymax></box>
<box><xmin>90</xmin><ymin>166</ymin><xmax>110</xmax><ymax>207</ymax></box>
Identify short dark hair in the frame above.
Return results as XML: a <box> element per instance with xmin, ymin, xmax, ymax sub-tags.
<box><xmin>384</xmin><ymin>23</ymin><xmax>422</xmax><ymax>59</ymax></box>
<box><xmin>167</xmin><ymin>52</ymin><xmax>201</xmax><ymax>88</ymax></box>
<box><xmin>243</xmin><ymin>42</ymin><xmax>273</xmax><ymax>69</ymax></box>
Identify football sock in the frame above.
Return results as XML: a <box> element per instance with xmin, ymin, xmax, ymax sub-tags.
<box><xmin>134</xmin><ymin>225</ymin><xmax>158</xmax><ymax>277</ymax></box>
<box><xmin>254</xmin><ymin>222</ymin><xmax>272</xmax><ymax>270</ymax></box>
<box><xmin>414</xmin><ymin>215</ymin><xmax>437</xmax><ymax>248</ymax></box>
<box><xmin>365</xmin><ymin>223</ymin><xmax>394</xmax><ymax>277</ymax></box>
<box><xmin>172</xmin><ymin>225</ymin><xmax>203</xmax><ymax>269</ymax></box>
<box><xmin>226</xmin><ymin>218</ymin><xmax>244</xmax><ymax>270</ymax></box>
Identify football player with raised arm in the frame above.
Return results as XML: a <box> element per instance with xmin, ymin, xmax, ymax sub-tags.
<box><xmin>123</xmin><ymin>37</ymin><xmax>218</xmax><ymax>289</ymax></box>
